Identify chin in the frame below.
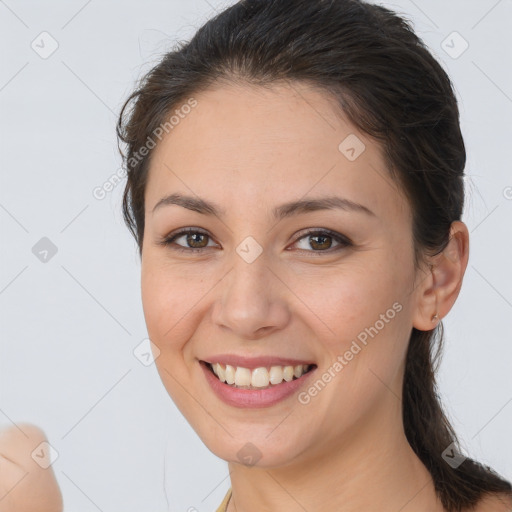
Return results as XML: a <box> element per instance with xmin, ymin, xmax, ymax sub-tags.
<box><xmin>195</xmin><ymin>422</ymin><xmax>313</xmax><ymax>469</ymax></box>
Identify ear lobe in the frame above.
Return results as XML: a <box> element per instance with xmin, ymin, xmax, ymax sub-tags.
<box><xmin>412</xmin><ymin>221</ymin><xmax>470</xmax><ymax>331</ymax></box>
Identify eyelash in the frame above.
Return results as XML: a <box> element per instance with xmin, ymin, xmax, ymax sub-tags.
<box><xmin>157</xmin><ymin>227</ymin><xmax>353</xmax><ymax>255</ymax></box>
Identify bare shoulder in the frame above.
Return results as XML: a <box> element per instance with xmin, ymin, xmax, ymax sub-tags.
<box><xmin>0</xmin><ymin>423</ymin><xmax>63</xmax><ymax>512</ymax></box>
<box><xmin>0</xmin><ymin>422</ymin><xmax>47</xmax><ymax>445</ymax></box>
<box><xmin>470</xmin><ymin>492</ymin><xmax>512</xmax><ymax>512</ymax></box>
<box><xmin>0</xmin><ymin>422</ymin><xmax>46</xmax><ymax>464</ymax></box>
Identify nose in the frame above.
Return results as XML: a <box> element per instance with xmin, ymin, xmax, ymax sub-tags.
<box><xmin>211</xmin><ymin>255</ymin><xmax>291</xmax><ymax>340</ymax></box>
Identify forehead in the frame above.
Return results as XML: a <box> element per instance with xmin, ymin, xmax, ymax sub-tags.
<box><xmin>145</xmin><ymin>81</ymin><xmax>409</xmax><ymax>222</ymax></box>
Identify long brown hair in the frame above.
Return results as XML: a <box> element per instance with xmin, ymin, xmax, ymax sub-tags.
<box><xmin>116</xmin><ymin>1</ymin><xmax>512</xmax><ymax>509</ymax></box>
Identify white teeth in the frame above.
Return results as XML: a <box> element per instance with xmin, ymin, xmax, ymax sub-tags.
<box><xmin>225</xmin><ymin>364</ymin><xmax>235</xmax><ymax>385</ymax></box>
<box><xmin>269</xmin><ymin>366</ymin><xmax>283</xmax><ymax>385</ymax></box>
<box><xmin>215</xmin><ymin>363</ymin><xmax>225</xmax><ymax>382</ymax></box>
<box><xmin>251</xmin><ymin>367</ymin><xmax>270</xmax><ymax>387</ymax></box>
<box><xmin>283</xmin><ymin>366</ymin><xmax>294</xmax><ymax>382</ymax></box>
<box><xmin>209</xmin><ymin>362</ymin><xmax>312</xmax><ymax>388</ymax></box>
<box><xmin>234</xmin><ymin>367</ymin><xmax>252</xmax><ymax>387</ymax></box>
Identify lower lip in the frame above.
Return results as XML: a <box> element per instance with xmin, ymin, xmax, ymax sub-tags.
<box><xmin>200</xmin><ymin>361</ymin><xmax>317</xmax><ymax>408</ymax></box>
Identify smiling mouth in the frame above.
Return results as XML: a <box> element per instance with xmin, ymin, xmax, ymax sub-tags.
<box><xmin>203</xmin><ymin>361</ymin><xmax>317</xmax><ymax>390</ymax></box>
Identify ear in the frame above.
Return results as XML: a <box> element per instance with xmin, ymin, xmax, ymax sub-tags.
<box><xmin>412</xmin><ymin>221</ymin><xmax>470</xmax><ymax>331</ymax></box>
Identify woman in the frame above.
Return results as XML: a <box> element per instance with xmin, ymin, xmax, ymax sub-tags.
<box><xmin>117</xmin><ymin>0</ymin><xmax>512</xmax><ymax>510</ymax></box>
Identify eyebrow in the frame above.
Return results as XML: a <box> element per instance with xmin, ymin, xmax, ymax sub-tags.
<box><xmin>151</xmin><ymin>192</ymin><xmax>376</xmax><ymax>220</ymax></box>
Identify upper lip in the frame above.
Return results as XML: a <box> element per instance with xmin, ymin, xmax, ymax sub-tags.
<box><xmin>201</xmin><ymin>354</ymin><xmax>316</xmax><ymax>369</ymax></box>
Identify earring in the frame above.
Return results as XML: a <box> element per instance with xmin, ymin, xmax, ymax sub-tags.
<box><xmin>431</xmin><ymin>313</ymin><xmax>439</xmax><ymax>322</ymax></box>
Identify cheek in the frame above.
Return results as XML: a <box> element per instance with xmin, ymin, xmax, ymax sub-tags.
<box><xmin>141</xmin><ymin>258</ymin><xmax>186</xmax><ymax>347</ymax></box>
<box><xmin>300</xmin><ymin>263</ymin><xmax>404</xmax><ymax>341</ymax></box>
<box><xmin>140</xmin><ymin>261</ymin><xmax>198</xmax><ymax>401</ymax></box>
<box><xmin>301</xmin><ymin>262</ymin><xmax>412</xmax><ymax>390</ymax></box>
<box><xmin>140</xmin><ymin>255</ymin><xmax>213</xmax><ymax>355</ymax></box>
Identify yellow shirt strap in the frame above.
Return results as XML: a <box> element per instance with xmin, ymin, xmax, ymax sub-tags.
<box><xmin>216</xmin><ymin>487</ymin><xmax>232</xmax><ymax>512</ymax></box>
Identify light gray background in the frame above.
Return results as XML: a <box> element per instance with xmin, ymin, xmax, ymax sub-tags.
<box><xmin>0</xmin><ymin>0</ymin><xmax>511</xmax><ymax>511</ymax></box>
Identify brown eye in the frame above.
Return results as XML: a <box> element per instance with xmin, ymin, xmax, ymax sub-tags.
<box><xmin>308</xmin><ymin>234</ymin><xmax>333</xmax><ymax>250</ymax></box>
<box><xmin>183</xmin><ymin>232</ymin><xmax>209</xmax><ymax>249</ymax></box>
<box><xmin>159</xmin><ymin>228</ymin><xmax>352</xmax><ymax>255</ymax></box>
<box><xmin>292</xmin><ymin>230</ymin><xmax>352</xmax><ymax>253</ymax></box>
<box><xmin>159</xmin><ymin>228</ymin><xmax>216</xmax><ymax>252</ymax></box>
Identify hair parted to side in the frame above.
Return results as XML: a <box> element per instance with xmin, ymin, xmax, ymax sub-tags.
<box><xmin>116</xmin><ymin>0</ymin><xmax>512</xmax><ymax>509</ymax></box>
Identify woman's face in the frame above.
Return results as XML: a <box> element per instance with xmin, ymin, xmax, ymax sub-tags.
<box><xmin>141</xmin><ymin>82</ymin><xmax>427</xmax><ymax>467</ymax></box>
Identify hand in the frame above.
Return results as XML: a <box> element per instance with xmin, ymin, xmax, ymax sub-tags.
<box><xmin>0</xmin><ymin>423</ymin><xmax>63</xmax><ymax>512</ymax></box>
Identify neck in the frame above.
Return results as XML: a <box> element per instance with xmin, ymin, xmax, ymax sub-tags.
<box><xmin>226</xmin><ymin>391</ymin><xmax>445</xmax><ymax>512</ymax></box>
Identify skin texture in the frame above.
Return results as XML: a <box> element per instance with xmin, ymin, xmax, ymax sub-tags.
<box><xmin>0</xmin><ymin>423</ymin><xmax>63</xmax><ymax>512</ymax></box>
<box><xmin>140</xmin><ymin>81</ymin><xmax>487</xmax><ymax>511</ymax></box>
